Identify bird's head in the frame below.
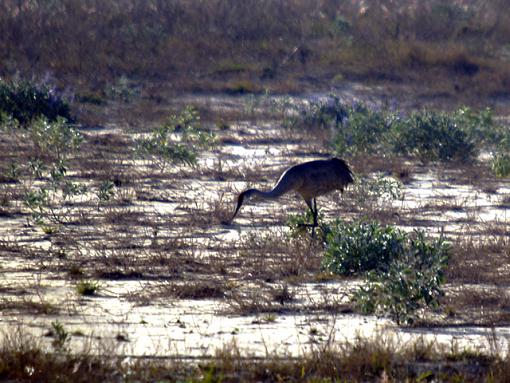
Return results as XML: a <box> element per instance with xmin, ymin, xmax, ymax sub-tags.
<box><xmin>222</xmin><ymin>189</ymin><xmax>256</xmax><ymax>225</ymax></box>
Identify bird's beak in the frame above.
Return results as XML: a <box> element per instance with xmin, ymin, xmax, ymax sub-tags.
<box><xmin>222</xmin><ymin>192</ymin><xmax>245</xmax><ymax>225</ymax></box>
<box><xmin>231</xmin><ymin>192</ymin><xmax>245</xmax><ymax>220</ymax></box>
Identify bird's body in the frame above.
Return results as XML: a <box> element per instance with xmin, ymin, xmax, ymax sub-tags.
<box><xmin>227</xmin><ymin>158</ymin><xmax>354</xmax><ymax>228</ymax></box>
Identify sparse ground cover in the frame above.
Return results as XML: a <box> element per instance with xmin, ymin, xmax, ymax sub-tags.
<box><xmin>2</xmin><ymin>1</ymin><xmax>510</xmax><ymax>379</ymax></box>
<box><xmin>0</xmin><ymin>77</ymin><xmax>510</xmax><ymax>381</ymax></box>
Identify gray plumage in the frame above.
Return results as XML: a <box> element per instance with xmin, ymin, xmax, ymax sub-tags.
<box><xmin>226</xmin><ymin>157</ymin><xmax>354</xmax><ymax>227</ymax></box>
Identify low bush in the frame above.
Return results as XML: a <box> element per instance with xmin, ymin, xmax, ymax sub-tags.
<box><xmin>27</xmin><ymin>117</ymin><xmax>83</xmax><ymax>162</ymax></box>
<box><xmin>332</xmin><ymin>104</ymin><xmax>392</xmax><ymax>155</ymax></box>
<box><xmin>0</xmin><ymin>79</ymin><xmax>72</xmax><ymax>125</ymax></box>
<box><xmin>292</xmin><ymin>97</ymin><xmax>500</xmax><ymax>165</ymax></box>
<box><xmin>345</xmin><ymin>174</ymin><xmax>403</xmax><ymax>216</ymax></box>
<box><xmin>134</xmin><ymin>106</ymin><xmax>215</xmax><ymax>170</ymax></box>
<box><xmin>75</xmin><ymin>280</ymin><xmax>100</xmax><ymax>296</ymax></box>
<box><xmin>322</xmin><ymin>220</ymin><xmax>449</xmax><ymax>325</ymax></box>
<box><xmin>353</xmin><ymin>232</ymin><xmax>449</xmax><ymax>325</ymax></box>
<box><xmin>391</xmin><ymin>110</ymin><xmax>476</xmax><ymax>161</ymax></box>
<box><xmin>24</xmin><ymin>161</ymin><xmax>87</xmax><ymax>225</ymax></box>
<box><xmin>322</xmin><ymin>220</ymin><xmax>406</xmax><ymax>276</ymax></box>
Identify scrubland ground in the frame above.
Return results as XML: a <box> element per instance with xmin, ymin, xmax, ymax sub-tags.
<box><xmin>2</xmin><ymin>1</ymin><xmax>510</xmax><ymax>381</ymax></box>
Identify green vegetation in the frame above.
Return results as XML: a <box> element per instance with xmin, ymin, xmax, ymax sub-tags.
<box><xmin>96</xmin><ymin>180</ymin><xmax>115</xmax><ymax>204</ymax></box>
<box><xmin>322</xmin><ymin>221</ymin><xmax>406</xmax><ymax>276</ymax></box>
<box><xmin>391</xmin><ymin>111</ymin><xmax>475</xmax><ymax>161</ymax></box>
<box><xmin>49</xmin><ymin>321</ymin><xmax>70</xmax><ymax>351</ymax></box>
<box><xmin>322</xmin><ymin>221</ymin><xmax>449</xmax><ymax>325</ymax></box>
<box><xmin>0</xmin><ymin>79</ymin><xmax>72</xmax><ymax>125</ymax></box>
<box><xmin>24</xmin><ymin>161</ymin><xmax>87</xmax><ymax>225</ymax></box>
<box><xmin>288</xmin><ymin>97</ymin><xmax>510</xmax><ymax>175</ymax></box>
<box><xmin>491</xmin><ymin>152</ymin><xmax>510</xmax><ymax>178</ymax></box>
<box><xmin>75</xmin><ymin>280</ymin><xmax>100</xmax><ymax>296</ymax></box>
<box><xmin>354</xmin><ymin>232</ymin><xmax>449</xmax><ymax>326</ymax></box>
<box><xmin>135</xmin><ymin>106</ymin><xmax>215</xmax><ymax>170</ymax></box>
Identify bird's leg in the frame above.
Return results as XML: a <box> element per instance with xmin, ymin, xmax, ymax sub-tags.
<box><xmin>310</xmin><ymin>198</ymin><xmax>318</xmax><ymax>238</ymax></box>
<box><xmin>299</xmin><ymin>199</ymin><xmax>317</xmax><ymax>238</ymax></box>
<box><xmin>312</xmin><ymin>198</ymin><xmax>318</xmax><ymax>227</ymax></box>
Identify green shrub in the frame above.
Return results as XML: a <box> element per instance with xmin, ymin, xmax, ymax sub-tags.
<box><xmin>322</xmin><ymin>221</ymin><xmax>406</xmax><ymax>276</ymax></box>
<box><xmin>287</xmin><ymin>209</ymin><xmax>326</xmax><ymax>238</ymax></box>
<box><xmin>96</xmin><ymin>180</ymin><xmax>115</xmax><ymax>203</ymax></box>
<box><xmin>292</xmin><ymin>99</ymin><xmax>497</xmax><ymax>162</ymax></box>
<box><xmin>50</xmin><ymin>320</ymin><xmax>70</xmax><ymax>351</ymax></box>
<box><xmin>135</xmin><ymin>106</ymin><xmax>215</xmax><ymax>170</ymax></box>
<box><xmin>0</xmin><ymin>79</ymin><xmax>72</xmax><ymax>125</ymax></box>
<box><xmin>391</xmin><ymin>111</ymin><xmax>476</xmax><ymax>162</ymax></box>
<box><xmin>491</xmin><ymin>151</ymin><xmax>510</xmax><ymax>178</ymax></box>
<box><xmin>346</xmin><ymin>174</ymin><xmax>403</xmax><ymax>214</ymax></box>
<box><xmin>299</xmin><ymin>95</ymin><xmax>348</xmax><ymax>130</ymax></box>
<box><xmin>352</xmin><ymin>231</ymin><xmax>449</xmax><ymax>326</ymax></box>
<box><xmin>105</xmin><ymin>75</ymin><xmax>139</xmax><ymax>102</ymax></box>
<box><xmin>322</xmin><ymin>220</ymin><xmax>449</xmax><ymax>325</ymax></box>
<box><xmin>332</xmin><ymin>104</ymin><xmax>392</xmax><ymax>155</ymax></box>
<box><xmin>24</xmin><ymin>161</ymin><xmax>87</xmax><ymax>225</ymax></box>
<box><xmin>28</xmin><ymin>117</ymin><xmax>83</xmax><ymax>162</ymax></box>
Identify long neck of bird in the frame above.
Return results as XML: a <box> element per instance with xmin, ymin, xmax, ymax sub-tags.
<box><xmin>247</xmin><ymin>186</ymin><xmax>285</xmax><ymax>200</ymax></box>
<box><xmin>229</xmin><ymin>179</ymin><xmax>291</xmax><ymax>222</ymax></box>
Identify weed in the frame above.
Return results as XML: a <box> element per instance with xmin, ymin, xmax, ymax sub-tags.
<box><xmin>262</xmin><ymin>313</ymin><xmax>277</xmax><ymax>323</ymax></box>
<box><xmin>391</xmin><ymin>110</ymin><xmax>476</xmax><ymax>162</ymax></box>
<box><xmin>23</xmin><ymin>161</ymin><xmax>87</xmax><ymax>225</ymax></box>
<box><xmin>134</xmin><ymin>106</ymin><xmax>215</xmax><ymax>170</ymax></box>
<box><xmin>345</xmin><ymin>174</ymin><xmax>403</xmax><ymax>218</ymax></box>
<box><xmin>332</xmin><ymin>103</ymin><xmax>390</xmax><ymax>155</ymax></box>
<box><xmin>491</xmin><ymin>152</ymin><xmax>510</xmax><ymax>178</ymax></box>
<box><xmin>75</xmin><ymin>280</ymin><xmax>100</xmax><ymax>296</ymax></box>
<box><xmin>96</xmin><ymin>180</ymin><xmax>115</xmax><ymax>205</ymax></box>
<box><xmin>105</xmin><ymin>75</ymin><xmax>139</xmax><ymax>102</ymax></box>
<box><xmin>287</xmin><ymin>209</ymin><xmax>326</xmax><ymax>239</ymax></box>
<box><xmin>49</xmin><ymin>321</ymin><xmax>69</xmax><ymax>351</ymax></box>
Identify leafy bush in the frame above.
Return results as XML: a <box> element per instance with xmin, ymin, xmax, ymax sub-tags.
<box><xmin>346</xmin><ymin>174</ymin><xmax>403</xmax><ymax>215</ymax></box>
<box><xmin>286</xmin><ymin>209</ymin><xmax>326</xmax><ymax>239</ymax></box>
<box><xmin>24</xmin><ymin>161</ymin><xmax>87</xmax><ymax>225</ymax></box>
<box><xmin>353</xmin><ymin>232</ymin><xmax>449</xmax><ymax>325</ymax></box>
<box><xmin>298</xmin><ymin>95</ymin><xmax>348</xmax><ymax>130</ymax></box>
<box><xmin>28</xmin><ymin>117</ymin><xmax>83</xmax><ymax>162</ymax></box>
<box><xmin>322</xmin><ymin>221</ymin><xmax>449</xmax><ymax>325</ymax></box>
<box><xmin>135</xmin><ymin>106</ymin><xmax>215</xmax><ymax>170</ymax></box>
<box><xmin>105</xmin><ymin>75</ymin><xmax>139</xmax><ymax>102</ymax></box>
<box><xmin>332</xmin><ymin>104</ymin><xmax>392</xmax><ymax>155</ymax></box>
<box><xmin>96</xmin><ymin>180</ymin><xmax>115</xmax><ymax>204</ymax></box>
<box><xmin>0</xmin><ymin>79</ymin><xmax>72</xmax><ymax>125</ymax></box>
<box><xmin>50</xmin><ymin>320</ymin><xmax>70</xmax><ymax>351</ymax></box>
<box><xmin>291</xmin><ymin>98</ymin><xmax>499</xmax><ymax>163</ymax></box>
<box><xmin>391</xmin><ymin>111</ymin><xmax>476</xmax><ymax>162</ymax></box>
<box><xmin>322</xmin><ymin>221</ymin><xmax>406</xmax><ymax>276</ymax></box>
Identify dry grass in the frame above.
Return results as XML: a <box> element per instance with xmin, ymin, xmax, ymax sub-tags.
<box><xmin>2</xmin><ymin>1</ymin><xmax>510</xmax><ymax>102</ymax></box>
<box><xmin>1</xmin><ymin>326</ymin><xmax>508</xmax><ymax>382</ymax></box>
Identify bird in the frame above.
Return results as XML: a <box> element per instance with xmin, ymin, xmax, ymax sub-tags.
<box><xmin>225</xmin><ymin>157</ymin><xmax>354</xmax><ymax>229</ymax></box>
